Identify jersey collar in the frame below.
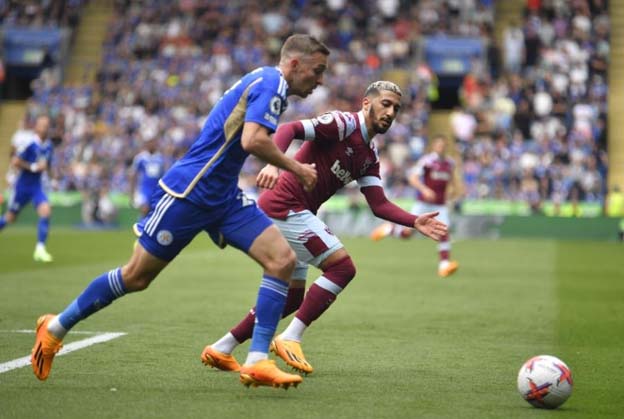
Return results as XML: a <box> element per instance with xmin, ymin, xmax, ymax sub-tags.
<box><xmin>357</xmin><ymin>111</ymin><xmax>370</xmax><ymax>144</ymax></box>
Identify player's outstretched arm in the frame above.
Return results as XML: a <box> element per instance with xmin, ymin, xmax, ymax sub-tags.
<box><xmin>241</xmin><ymin>121</ymin><xmax>317</xmax><ymax>191</ymax></box>
<box><xmin>362</xmin><ymin>185</ymin><xmax>447</xmax><ymax>241</ymax></box>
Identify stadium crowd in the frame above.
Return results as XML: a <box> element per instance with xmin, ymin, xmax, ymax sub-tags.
<box><xmin>0</xmin><ymin>0</ymin><xmax>84</xmax><ymax>28</ymax></box>
<box><xmin>11</xmin><ymin>0</ymin><xmax>611</xmax><ymax>217</ymax></box>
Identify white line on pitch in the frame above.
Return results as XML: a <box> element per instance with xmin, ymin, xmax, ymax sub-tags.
<box><xmin>0</xmin><ymin>329</ymin><xmax>106</xmax><ymax>335</ymax></box>
<box><xmin>0</xmin><ymin>332</ymin><xmax>127</xmax><ymax>374</ymax></box>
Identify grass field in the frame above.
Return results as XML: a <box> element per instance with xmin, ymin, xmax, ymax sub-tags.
<box><xmin>1</xmin><ymin>227</ymin><xmax>623</xmax><ymax>418</ymax></box>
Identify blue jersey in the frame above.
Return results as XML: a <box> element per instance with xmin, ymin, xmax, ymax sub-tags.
<box><xmin>15</xmin><ymin>136</ymin><xmax>52</xmax><ymax>191</ymax></box>
<box><xmin>160</xmin><ymin>66</ymin><xmax>288</xmax><ymax>207</ymax></box>
<box><xmin>132</xmin><ymin>151</ymin><xmax>165</xmax><ymax>196</ymax></box>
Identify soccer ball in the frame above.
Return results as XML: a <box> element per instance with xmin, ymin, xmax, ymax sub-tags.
<box><xmin>517</xmin><ymin>355</ymin><xmax>573</xmax><ymax>409</ymax></box>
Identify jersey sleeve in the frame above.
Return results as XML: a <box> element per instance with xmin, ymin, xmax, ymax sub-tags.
<box><xmin>17</xmin><ymin>142</ymin><xmax>37</xmax><ymax>163</ymax></box>
<box><xmin>357</xmin><ymin>160</ymin><xmax>382</xmax><ymax>188</ymax></box>
<box><xmin>300</xmin><ymin>111</ymin><xmax>357</xmax><ymax>144</ymax></box>
<box><xmin>131</xmin><ymin>154</ymin><xmax>143</xmax><ymax>172</ymax></box>
<box><xmin>244</xmin><ymin>79</ymin><xmax>285</xmax><ymax>134</ymax></box>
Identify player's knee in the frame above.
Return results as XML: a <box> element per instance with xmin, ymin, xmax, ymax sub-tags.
<box><xmin>323</xmin><ymin>256</ymin><xmax>356</xmax><ymax>288</ymax></box>
<box><xmin>38</xmin><ymin>205</ymin><xmax>51</xmax><ymax>218</ymax></box>
<box><xmin>265</xmin><ymin>246</ymin><xmax>297</xmax><ymax>278</ymax></box>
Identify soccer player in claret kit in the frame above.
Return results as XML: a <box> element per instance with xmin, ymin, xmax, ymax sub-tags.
<box><xmin>201</xmin><ymin>81</ymin><xmax>448</xmax><ymax>375</ymax></box>
<box><xmin>31</xmin><ymin>34</ymin><xmax>329</xmax><ymax>389</ymax></box>
<box><xmin>371</xmin><ymin>134</ymin><xmax>459</xmax><ymax>277</ymax></box>
<box><xmin>0</xmin><ymin>115</ymin><xmax>55</xmax><ymax>262</ymax></box>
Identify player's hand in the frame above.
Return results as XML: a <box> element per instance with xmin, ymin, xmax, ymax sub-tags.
<box><xmin>421</xmin><ymin>187</ymin><xmax>436</xmax><ymax>202</ymax></box>
<box><xmin>256</xmin><ymin>165</ymin><xmax>280</xmax><ymax>190</ymax></box>
<box><xmin>30</xmin><ymin>161</ymin><xmax>47</xmax><ymax>173</ymax></box>
<box><xmin>295</xmin><ymin>162</ymin><xmax>317</xmax><ymax>192</ymax></box>
<box><xmin>413</xmin><ymin>211</ymin><xmax>447</xmax><ymax>241</ymax></box>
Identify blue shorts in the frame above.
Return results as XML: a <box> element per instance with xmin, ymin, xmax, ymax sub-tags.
<box><xmin>137</xmin><ymin>186</ymin><xmax>272</xmax><ymax>261</ymax></box>
<box><xmin>8</xmin><ymin>185</ymin><xmax>48</xmax><ymax>214</ymax></box>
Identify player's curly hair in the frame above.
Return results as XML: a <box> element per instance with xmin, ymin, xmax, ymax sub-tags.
<box><xmin>280</xmin><ymin>34</ymin><xmax>330</xmax><ymax>61</ymax></box>
<box><xmin>364</xmin><ymin>81</ymin><xmax>403</xmax><ymax>97</ymax></box>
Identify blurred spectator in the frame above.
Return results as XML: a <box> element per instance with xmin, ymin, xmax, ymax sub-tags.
<box><xmin>19</xmin><ymin>0</ymin><xmax>609</xmax><ymax>215</ymax></box>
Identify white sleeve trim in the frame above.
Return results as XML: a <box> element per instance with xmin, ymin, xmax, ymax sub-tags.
<box><xmin>357</xmin><ymin>176</ymin><xmax>382</xmax><ymax>188</ymax></box>
<box><xmin>301</xmin><ymin>119</ymin><xmax>316</xmax><ymax>140</ymax></box>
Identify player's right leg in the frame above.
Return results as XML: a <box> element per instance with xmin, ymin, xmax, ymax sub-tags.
<box><xmin>0</xmin><ymin>189</ymin><xmax>24</xmax><ymax>231</ymax></box>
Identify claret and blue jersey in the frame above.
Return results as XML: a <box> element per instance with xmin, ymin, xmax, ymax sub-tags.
<box><xmin>159</xmin><ymin>66</ymin><xmax>288</xmax><ymax>208</ymax></box>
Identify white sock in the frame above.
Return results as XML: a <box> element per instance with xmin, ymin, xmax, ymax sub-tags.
<box><xmin>212</xmin><ymin>332</ymin><xmax>240</xmax><ymax>354</ymax></box>
<box><xmin>439</xmin><ymin>260</ymin><xmax>450</xmax><ymax>270</ymax></box>
<box><xmin>244</xmin><ymin>351</ymin><xmax>268</xmax><ymax>366</ymax></box>
<box><xmin>280</xmin><ymin>317</ymin><xmax>307</xmax><ymax>342</ymax></box>
<box><xmin>36</xmin><ymin>242</ymin><xmax>46</xmax><ymax>251</ymax></box>
<box><xmin>47</xmin><ymin>316</ymin><xmax>68</xmax><ymax>339</ymax></box>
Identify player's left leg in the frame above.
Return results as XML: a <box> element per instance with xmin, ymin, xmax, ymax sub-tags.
<box><xmin>435</xmin><ymin>205</ymin><xmax>458</xmax><ymax>277</ymax></box>
<box><xmin>32</xmin><ymin>188</ymin><xmax>198</xmax><ymax>381</ymax></box>
<box><xmin>273</xmin><ymin>248</ymin><xmax>355</xmax><ymax>374</ymax></box>
<box><xmin>202</xmin><ymin>276</ymin><xmax>305</xmax><ymax>372</ymax></box>
<box><xmin>216</xmin><ymin>200</ymin><xmax>302</xmax><ymax>388</ymax></box>
<box><xmin>33</xmin><ymin>191</ymin><xmax>53</xmax><ymax>262</ymax></box>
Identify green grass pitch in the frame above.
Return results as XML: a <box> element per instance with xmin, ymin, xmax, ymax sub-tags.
<box><xmin>1</xmin><ymin>227</ymin><xmax>623</xmax><ymax>418</ymax></box>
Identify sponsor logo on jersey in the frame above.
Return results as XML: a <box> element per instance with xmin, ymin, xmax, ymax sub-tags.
<box><xmin>263</xmin><ymin>113</ymin><xmax>278</xmax><ymax>125</ymax></box>
<box><xmin>430</xmin><ymin>171</ymin><xmax>451</xmax><ymax>181</ymax></box>
<box><xmin>331</xmin><ymin>160</ymin><xmax>353</xmax><ymax>185</ymax></box>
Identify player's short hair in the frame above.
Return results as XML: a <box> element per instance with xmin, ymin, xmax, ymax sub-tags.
<box><xmin>431</xmin><ymin>134</ymin><xmax>448</xmax><ymax>142</ymax></box>
<box><xmin>364</xmin><ymin>81</ymin><xmax>403</xmax><ymax>98</ymax></box>
<box><xmin>280</xmin><ymin>34</ymin><xmax>330</xmax><ymax>60</ymax></box>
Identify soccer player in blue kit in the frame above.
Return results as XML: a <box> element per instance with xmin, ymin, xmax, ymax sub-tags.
<box><xmin>129</xmin><ymin>136</ymin><xmax>166</xmax><ymax>218</ymax></box>
<box><xmin>0</xmin><ymin>115</ymin><xmax>55</xmax><ymax>262</ymax></box>
<box><xmin>31</xmin><ymin>34</ymin><xmax>329</xmax><ymax>389</ymax></box>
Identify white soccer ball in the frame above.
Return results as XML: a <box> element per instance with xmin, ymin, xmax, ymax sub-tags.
<box><xmin>517</xmin><ymin>355</ymin><xmax>573</xmax><ymax>409</ymax></box>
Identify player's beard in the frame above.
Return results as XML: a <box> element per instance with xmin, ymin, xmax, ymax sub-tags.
<box><xmin>368</xmin><ymin>106</ymin><xmax>391</xmax><ymax>134</ymax></box>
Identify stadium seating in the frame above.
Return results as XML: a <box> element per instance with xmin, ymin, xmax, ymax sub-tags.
<box><xmin>14</xmin><ymin>0</ymin><xmax>611</xmax><ymax>214</ymax></box>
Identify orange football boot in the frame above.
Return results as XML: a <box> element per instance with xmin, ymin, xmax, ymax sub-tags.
<box><xmin>370</xmin><ymin>222</ymin><xmax>393</xmax><ymax>241</ymax></box>
<box><xmin>239</xmin><ymin>359</ymin><xmax>302</xmax><ymax>389</ymax></box>
<box><xmin>31</xmin><ymin>314</ymin><xmax>63</xmax><ymax>381</ymax></box>
<box><xmin>438</xmin><ymin>260</ymin><xmax>459</xmax><ymax>278</ymax></box>
<box><xmin>201</xmin><ymin>346</ymin><xmax>241</xmax><ymax>372</ymax></box>
<box><xmin>270</xmin><ymin>336</ymin><xmax>313</xmax><ymax>374</ymax></box>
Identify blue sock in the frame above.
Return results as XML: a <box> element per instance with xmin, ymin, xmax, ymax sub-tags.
<box><xmin>249</xmin><ymin>275</ymin><xmax>288</xmax><ymax>353</ymax></box>
<box><xmin>57</xmin><ymin>268</ymin><xmax>127</xmax><ymax>330</ymax></box>
<box><xmin>37</xmin><ymin>217</ymin><xmax>49</xmax><ymax>244</ymax></box>
<box><xmin>0</xmin><ymin>216</ymin><xmax>6</xmax><ymax>230</ymax></box>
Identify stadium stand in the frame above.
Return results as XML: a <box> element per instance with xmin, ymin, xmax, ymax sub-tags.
<box><xmin>1</xmin><ymin>0</ymin><xmax>616</xmax><ymax>221</ymax></box>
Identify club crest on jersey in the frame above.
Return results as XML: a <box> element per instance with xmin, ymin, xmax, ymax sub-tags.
<box><xmin>156</xmin><ymin>230</ymin><xmax>174</xmax><ymax>246</ymax></box>
<box><xmin>331</xmin><ymin>159</ymin><xmax>353</xmax><ymax>185</ymax></box>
